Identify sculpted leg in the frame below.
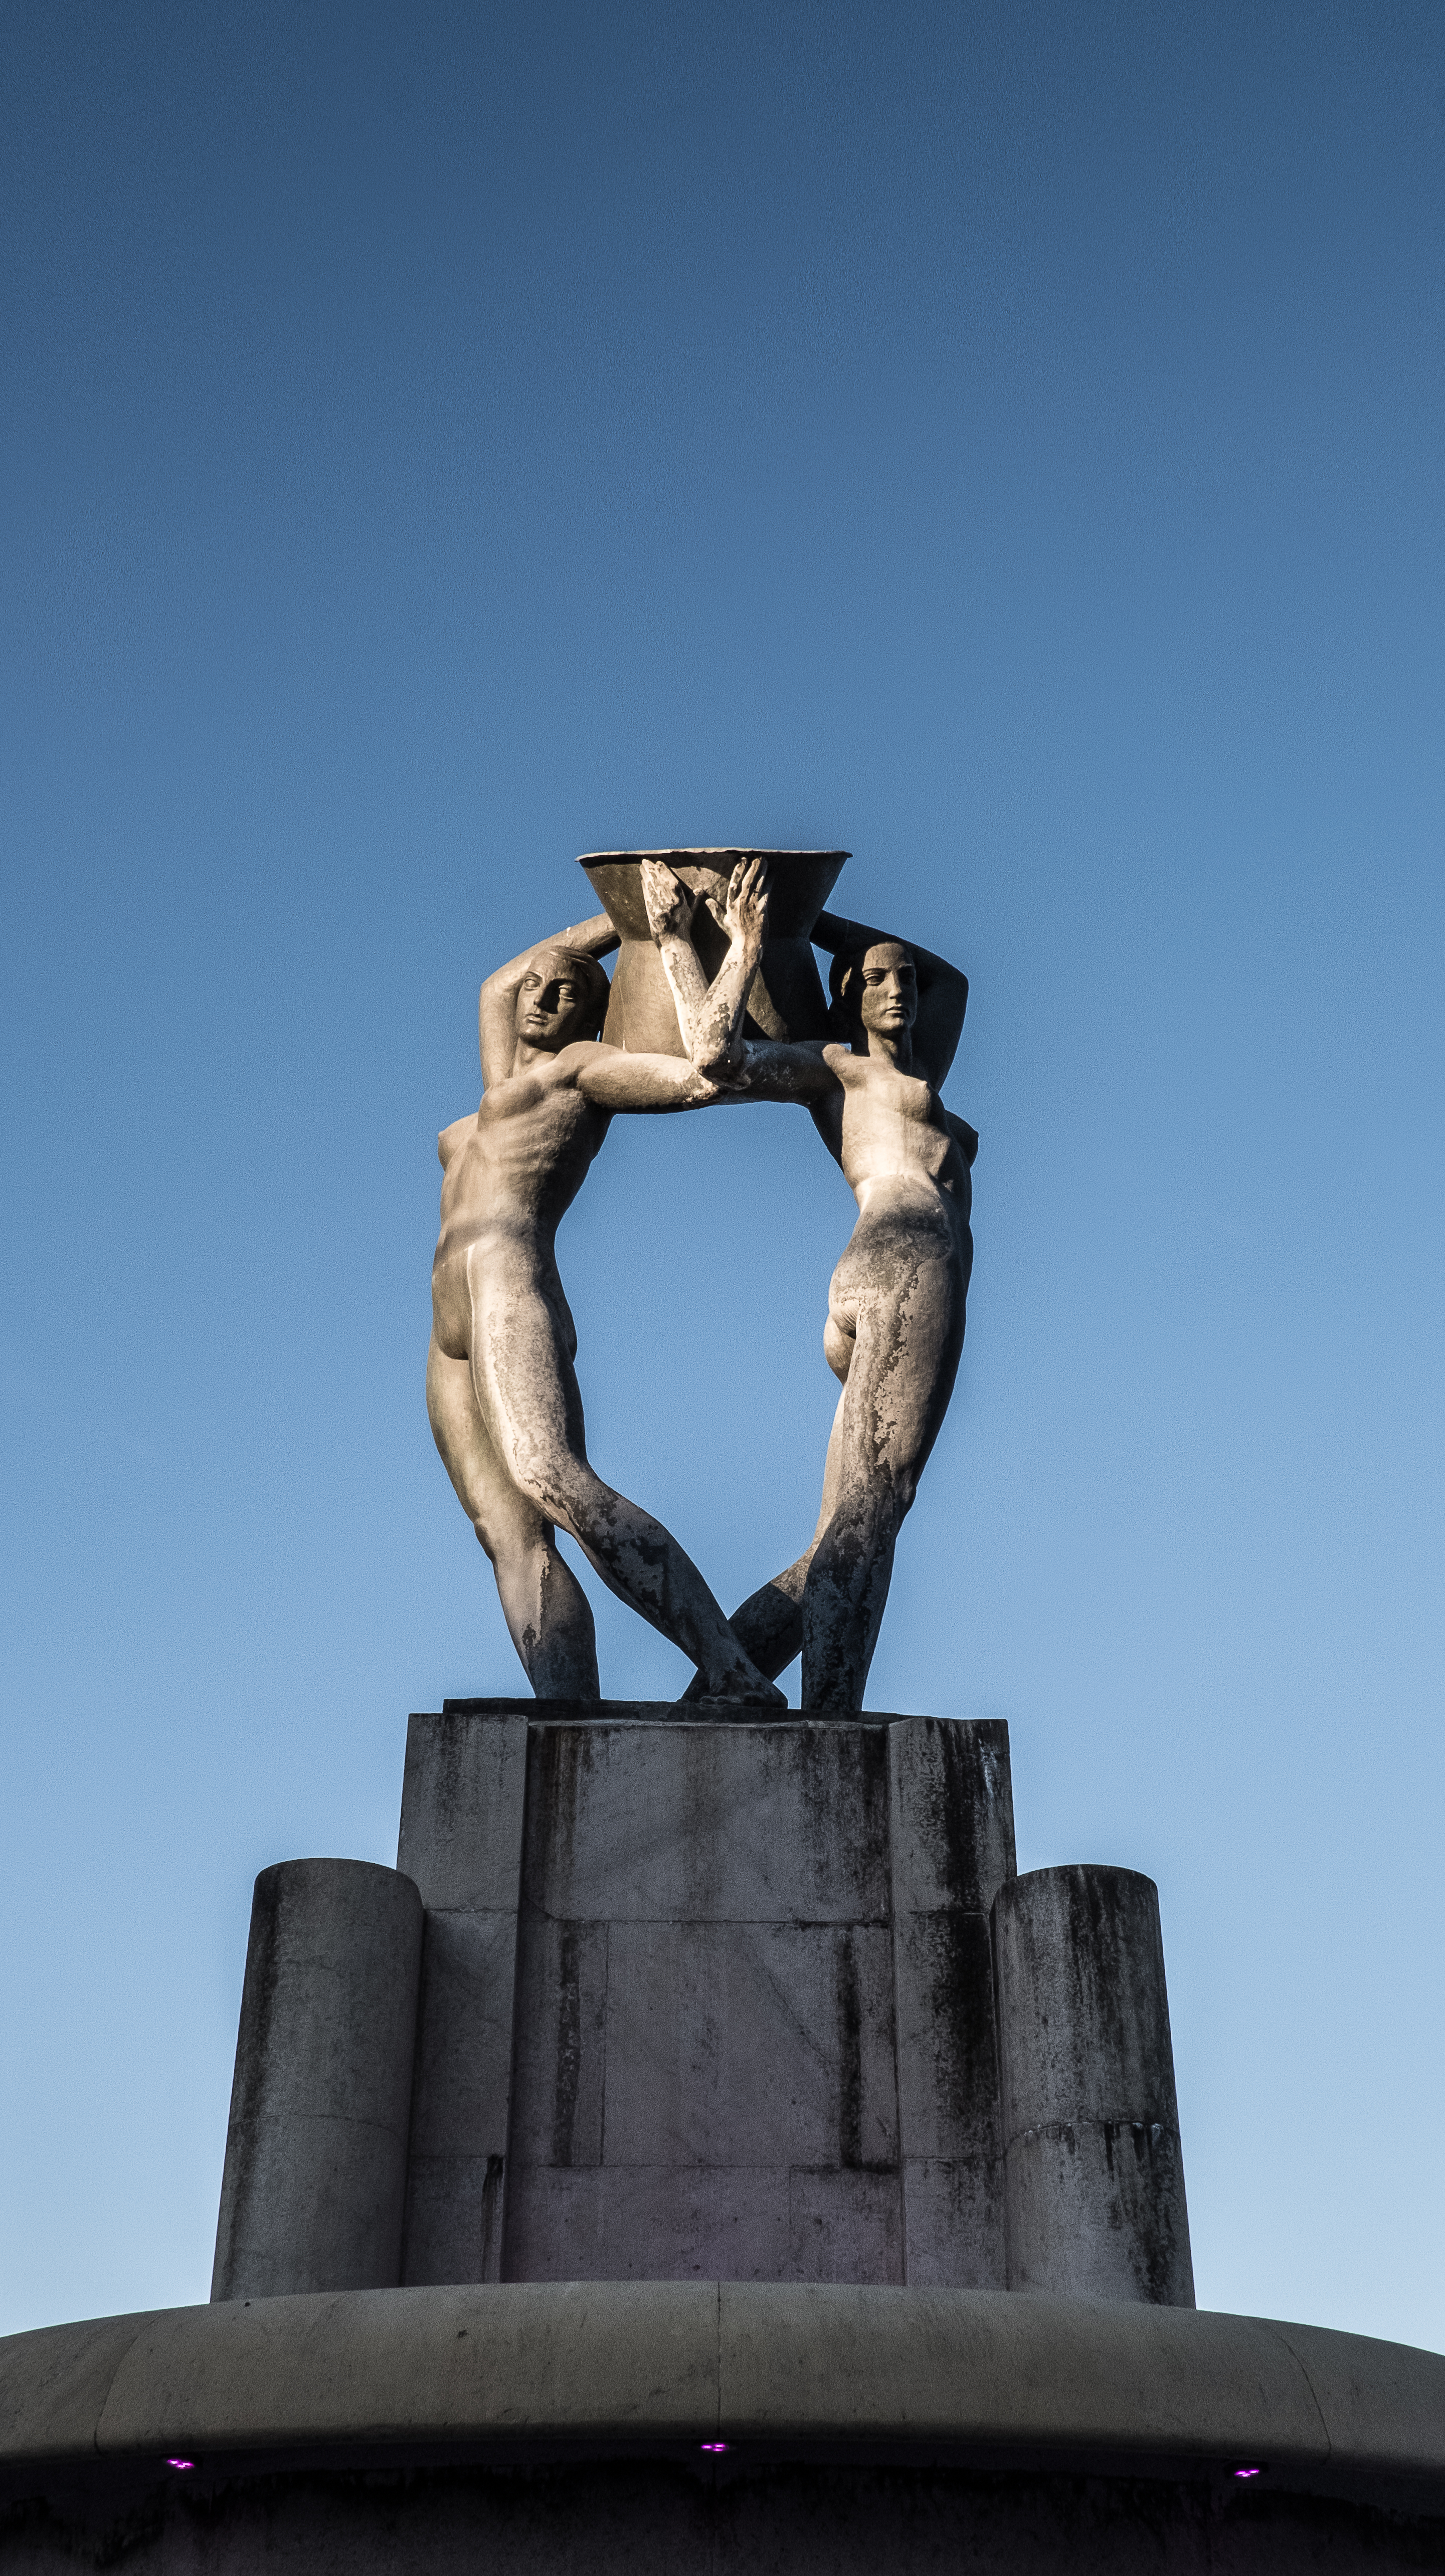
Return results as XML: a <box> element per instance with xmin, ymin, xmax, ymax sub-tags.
<box><xmin>426</xmin><ymin>1333</ymin><xmax>600</xmax><ymax>1700</ymax></box>
<box><xmin>801</xmin><ymin>1240</ymin><xmax>965</xmax><ymax>1710</ymax></box>
<box><xmin>468</xmin><ymin>1259</ymin><xmax>785</xmax><ymax>1707</ymax></box>
<box><xmin>801</xmin><ymin>1480</ymin><xmax>901</xmax><ymax>1711</ymax></box>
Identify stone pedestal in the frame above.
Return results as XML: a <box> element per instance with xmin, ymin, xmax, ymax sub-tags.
<box><xmin>209</xmin><ymin>1699</ymin><xmax>1196</xmax><ymax>2312</ymax></box>
<box><xmin>398</xmin><ymin>1701</ymin><xmax>1016</xmax><ymax>2290</ymax></box>
<box><xmin>19</xmin><ymin>1700</ymin><xmax>1431</xmax><ymax>2569</ymax></box>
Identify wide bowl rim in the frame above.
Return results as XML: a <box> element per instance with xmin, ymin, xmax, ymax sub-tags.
<box><xmin>578</xmin><ymin>848</ymin><xmax>851</xmax><ymax>864</ymax></box>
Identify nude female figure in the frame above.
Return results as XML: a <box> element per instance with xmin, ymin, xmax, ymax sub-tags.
<box><xmin>428</xmin><ymin>871</ymin><xmax>784</xmax><ymax>1707</ymax></box>
<box><xmin>640</xmin><ymin>861</ymin><xmax>976</xmax><ymax>1712</ymax></box>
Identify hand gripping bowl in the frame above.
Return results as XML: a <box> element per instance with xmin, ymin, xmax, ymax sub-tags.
<box><xmin>578</xmin><ymin>849</ymin><xmax>850</xmax><ymax>1057</ymax></box>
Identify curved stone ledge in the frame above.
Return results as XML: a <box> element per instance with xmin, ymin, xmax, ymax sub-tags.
<box><xmin>1</xmin><ymin>2283</ymin><xmax>1441</xmax><ymax>2512</ymax></box>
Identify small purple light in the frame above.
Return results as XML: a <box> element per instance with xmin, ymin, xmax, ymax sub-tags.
<box><xmin>165</xmin><ymin>2458</ymin><xmax>196</xmax><ymax>2472</ymax></box>
<box><xmin>1233</xmin><ymin>2467</ymin><xmax>1261</xmax><ymax>2481</ymax></box>
<box><xmin>700</xmin><ymin>2441</ymin><xmax>729</xmax><ymax>2454</ymax></box>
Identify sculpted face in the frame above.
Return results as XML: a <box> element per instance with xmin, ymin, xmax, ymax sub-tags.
<box><xmin>515</xmin><ymin>949</ymin><xmax>607</xmax><ymax>1053</ymax></box>
<box><xmin>855</xmin><ymin>942</ymin><xmax>917</xmax><ymax>1044</ymax></box>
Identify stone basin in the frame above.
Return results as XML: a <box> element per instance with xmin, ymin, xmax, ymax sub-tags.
<box><xmin>578</xmin><ymin>848</ymin><xmax>849</xmax><ymax>1056</ymax></box>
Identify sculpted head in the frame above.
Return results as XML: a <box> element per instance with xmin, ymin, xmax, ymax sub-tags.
<box><xmin>515</xmin><ymin>948</ymin><xmax>610</xmax><ymax>1052</ymax></box>
<box><xmin>829</xmin><ymin>941</ymin><xmax>918</xmax><ymax>1049</ymax></box>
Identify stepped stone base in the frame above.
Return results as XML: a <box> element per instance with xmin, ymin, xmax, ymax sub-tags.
<box><xmin>211</xmin><ymin>1700</ymin><xmax>1195</xmax><ymax>2307</ymax></box>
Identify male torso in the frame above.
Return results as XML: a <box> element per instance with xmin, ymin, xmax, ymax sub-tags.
<box><xmin>432</xmin><ymin>1052</ymin><xmax>611</xmax><ymax>1358</ymax></box>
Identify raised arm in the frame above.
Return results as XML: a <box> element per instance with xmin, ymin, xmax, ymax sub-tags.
<box><xmin>641</xmin><ymin>857</ymin><xmax>769</xmax><ymax>1077</ymax></box>
<box><xmin>811</xmin><ymin>906</ymin><xmax>969</xmax><ymax>1086</ymax></box>
<box><xmin>477</xmin><ymin>910</ymin><xmax>619</xmax><ymax>1091</ymax></box>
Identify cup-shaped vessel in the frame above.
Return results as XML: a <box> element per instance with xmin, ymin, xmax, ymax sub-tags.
<box><xmin>578</xmin><ymin>849</ymin><xmax>849</xmax><ymax>1056</ymax></box>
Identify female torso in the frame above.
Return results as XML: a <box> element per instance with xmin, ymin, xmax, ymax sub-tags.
<box><xmin>813</xmin><ymin>1041</ymin><xmax>972</xmax><ymax>1232</ymax></box>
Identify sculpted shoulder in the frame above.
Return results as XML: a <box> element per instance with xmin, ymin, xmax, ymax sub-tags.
<box><xmin>823</xmin><ymin>1043</ymin><xmax>930</xmax><ymax>1109</ymax></box>
<box><xmin>823</xmin><ymin>1042</ymin><xmax>918</xmax><ymax>1094</ymax></box>
<box><xmin>479</xmin><ymin>1041</ymin><xmax>609</xmax><ymax>1117</ymax></box>
<box><xmin>436</xmin><ymin>1047</ymin><xmax>609</xmax><ymax>1196</ymax></box>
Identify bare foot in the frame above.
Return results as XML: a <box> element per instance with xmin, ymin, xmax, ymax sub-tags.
<box><xmin>695</xmin><ymin>1657</ymin><xmax>787</xmax><ymax>1709</ymax></box>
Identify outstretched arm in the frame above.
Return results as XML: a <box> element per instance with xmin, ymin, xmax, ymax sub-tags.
<box><xmin>641</xmin><ymin>857</ymin><xmax>769</xmax><ymax>1076</ymax></box>
<box><xmin>478</xmin><ymin>910</ymin><xmax>619</xmax><ymax>1091</ymax></box>
<box><xmin>575</xmin><ymin>1048</ymin><xmax>727</xmax><ymax>1114</ymax></box>
<box><xmin>812</xmin><ymin>906</ymin><xmax>969</xmax><ymax>1086</ymax></box>
<box><xmin>573</xmin><ymin>1030</ymin><xmax>836</xmax><ymax>1115</ymax></box>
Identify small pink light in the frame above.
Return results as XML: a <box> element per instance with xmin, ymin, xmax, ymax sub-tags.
<box><xmin>1233</xmin><ymin>2467</ymin><xmax>1261</xmax><ymax>2480</ymax></box>
<box><xmin>165</xmin><ymin>2458</ymin><xmax>195</xmax><ymax>2472</ymax></box>
<box><xmin>700</xmin><ymin>2441</ymin><xmax>729</xmax><ymax>2454</ymax></box>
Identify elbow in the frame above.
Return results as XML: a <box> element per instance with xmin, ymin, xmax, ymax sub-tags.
<box><xmin>695</xmin><ymin>1039</ymin><xmax>743</xmax><ymax>1083</ymax></box>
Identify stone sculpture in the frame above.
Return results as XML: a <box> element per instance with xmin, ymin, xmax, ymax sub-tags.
<box><xmin>427</xmin><ymin>878</ymin><xmax>784</xmax><ymax>1706</ymax></box>
<box><xmin>642</xmin><ymin>858</ymin><xmax>976</xmax><ymax>1711</ymax></box>
<box><xmin>576</xmin><ymin>847</ymin><xmax>849</xmax><ymax>1053</ymax></box>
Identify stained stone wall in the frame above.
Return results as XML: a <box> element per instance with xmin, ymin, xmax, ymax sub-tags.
<box><xmin>396</xmin><ymin>1702</ymin><xmax>1016</xmax><ymax>2290</ymax></box>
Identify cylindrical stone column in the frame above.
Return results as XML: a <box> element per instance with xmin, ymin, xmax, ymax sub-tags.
<box><xmin>211</xmin><ymin>1860</ymin><xmax>424</xmax><ymax>2302</ymax></box>
<box><xmin>991</xmin><ymin>1865</ymin><xmax>1194</xmax><ymax>2306</ymax></box>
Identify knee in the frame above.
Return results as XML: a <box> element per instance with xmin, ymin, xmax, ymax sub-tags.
<box><xmin>829</xmin><ymin>1472</ymin><xmax>912</xmax><ymax>1551</ymax></box>
<box><xmin>506</xmin><ymin>1464</ymin><xmax>562</xmax><ymax>1526</ymax></box>
<box><xmin>472</xmin><ymin>1505</ymin><xmax>548</xmax><ymax>1572</ymax></box>
<box><xmin>508</xmin><ymin>1452</ymin><xmax>587</xmax><ymax>1532</ymax></box>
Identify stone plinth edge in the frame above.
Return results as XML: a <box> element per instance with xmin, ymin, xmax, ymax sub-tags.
<box><xmin>1</xmin><ymin>2284</ymin><xmax>1441</xmax><ymax>2514</ymax></box>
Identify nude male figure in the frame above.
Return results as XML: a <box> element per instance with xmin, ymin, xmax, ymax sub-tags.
<box><xmin>428</xmin><ymin>872</ymin><xmax>784</xmax><ymax>1706</ymax></box>
<box><xmin>641</xmin><ymin>861</ymin><xmax>976</xmax><ymax>1712</ymax></box>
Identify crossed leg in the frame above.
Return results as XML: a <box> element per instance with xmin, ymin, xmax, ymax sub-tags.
<box><xmin>802</xmin><ymin>1218</ymin><xmax>966</xmax><ymax>1708</ymax></box>
<box><xmin>702</xmin><ymin>1207</ymin><xmax>967</xmax><ymax>1710</ymax></box>
<box><xmin>463</xmin><ymin>1245</ymin><xmax>784</xmax><ymax>1705</ymax></box>
<box><xmin>427</xmin><ymin>1332</ymin><xmax>601</xmax><ymax>1699</ymax></box>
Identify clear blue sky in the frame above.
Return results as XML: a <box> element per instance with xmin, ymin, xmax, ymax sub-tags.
<box><xmin>3</xmin><ymin>0</ymin><xmax>1442</xmax><ymax>2348</ymax></box>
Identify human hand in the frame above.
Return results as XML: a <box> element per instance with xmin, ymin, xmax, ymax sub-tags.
<box><xmin>722</xmin><ymin>855</ymin><xmax>770</xmax><ymax>950</ymax></box>
<box><xmin>640</xmin><ymin>859</ymin><xmax>696</xmax><ymax>944</ymax></box>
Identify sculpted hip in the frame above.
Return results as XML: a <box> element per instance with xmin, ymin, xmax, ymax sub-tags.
<box><xmin>831</xmin><ymin>1183</ymin><xmax>969</xmax><ymax>1305</ymax></box>
<box><xmin>430</xmin><ymin>1228</ymin><xmax>574</xmax><ymax>1366</ymax></box>
<box><xmin>824</xmin><ymin>1183</ymin><xmax>970</xmax><ymax>1382</ymax></box>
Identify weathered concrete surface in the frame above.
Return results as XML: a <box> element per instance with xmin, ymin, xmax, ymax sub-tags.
<box><xmin>484</xmin><ymin>1711</ymin><xmax>908</xmax><ymax>2283</ymax></box>
<box><xmin>992</xmin><ymin>1864</ymin><xmax>1194</xmax><ymax>2305</ymax></box>
<box><xmin>396</xmin><ymin>1708</ymin><xmax>528</xmax><ymax>2285</ymax></box>
<box><xmin>889</xmin><ymin>1716</ymin><xmax>1013</xmax><ymax>2286</ymax></box>
<box><xmin>2</xmin><ymin>2284</ymin><xmax>1442</xmax><ymax>2570</ymax></box>
<box><xmin>4</xmin><ymin>2283</ymin><xmax>1442</xmax><ymax>2477</ymax></box>
<box><xmin>210</xmin><ymin>1862</ymin><xmax>423</xmax><ymax>2302</ymax></box>
<box><xmin>397</xmin><ymin>1705</ymin><xmax>1015</xmax><ymax>2285</ymax></box>
<box><xmin>4</xmin><ymin>2457</ymin><xmax>1438</xmax><ymax>2573</ymax></box>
